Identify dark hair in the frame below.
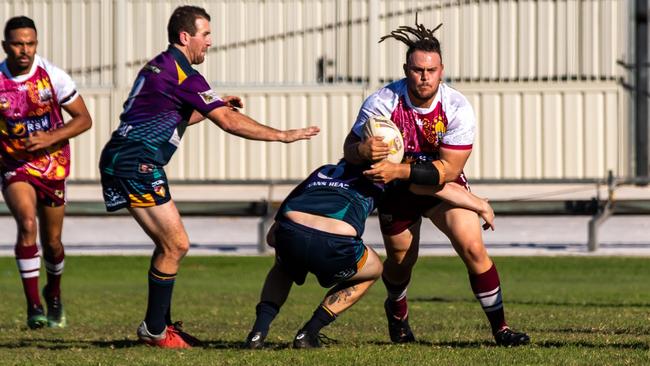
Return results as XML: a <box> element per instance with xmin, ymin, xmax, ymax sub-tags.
<box><xmin>379</xmin><ymin>13</ymin><xmax>443</xmax><ymax>64</ymax></box>
<box><xmin>4</xmin><ymin>16</ymin><xmax>37</xmax><ymax>40</ymax></box>
<box><xmin>167</xmin><ymin>6</ymin><xmax>210</xmax><ymax>45</ymax></box>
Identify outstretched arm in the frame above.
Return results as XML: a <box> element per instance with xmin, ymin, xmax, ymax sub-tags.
<box><xmin>206</xmin><ymin>105</ymin><xmax>319</xmax><ymax>142</ymax></box>
<box><xmin>189</xmin><ymin>95</ymin><xmax>244</xmax><ymax>126</ymax></box>
<box><xmin>410</xmin><ymin>182</ymin><xmax>495</xmax><ymax>230</ymax></box>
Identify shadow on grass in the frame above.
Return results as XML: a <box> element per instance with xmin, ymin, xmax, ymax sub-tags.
<box><xmin>527</xmin><ymin>327</ymin><xmax>650</xmax><ymax>336</ymax></box>
<box><xmin>411</xmin><ymin>296</ymin><xmax>650</xmax><ymax>308</ymax></box>
<box><xmin>1</xmin><ymin>338</ymin><xmax>647</xmax><ymax>351</ymax></box>
<box><xmin>0</xmin><ymin>338</ymin><xmax>256</xmax><ymax>350</ymax></box>
<box><xmin>0</xmin><ymin>338</ymin><xmax>141</xmax><ymax>350</ymax></box>
<box><xmin>535</xmin><ymin>340</ymin><xmax>649</xmax><ymax>350</ymax></box>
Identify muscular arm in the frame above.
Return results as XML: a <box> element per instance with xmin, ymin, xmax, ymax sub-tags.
<box><xmin>438</xmin><ymin>146</ymin><xmax>472</xmax><ymax>182</ymax></box>
<box><xmin>206</xmin><ymin>106</ymin><xmax>319</xmax><ymax>143</ymax></box>
<box><xmin>189</xmin><ymin>95</ymin><xmax>244</xmax><ymax>126</ymax></box>
<box><xmin>25</xmin><ymin>96</ymin><xmax>93</xmax><ymax>152</ymax></box>
<box><xmin>410</xmin><ymin>182</ymin><xmax>495</xmax><ymax>230</ymax></box>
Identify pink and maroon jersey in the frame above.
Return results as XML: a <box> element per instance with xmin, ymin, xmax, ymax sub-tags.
<box><xmin>0</xmin><ymin>55</ymin><xmax>79</xmax><ymax>181</ymax></box>
<box><xmin>351</xmin><ymin>79</ymin><xmax>475</xmax><ymax>163</ymax></box>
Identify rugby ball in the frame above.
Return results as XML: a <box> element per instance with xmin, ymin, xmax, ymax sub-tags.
<box><xmin>362</xmin><ymin>116</ymin><xmax>404</xmax><ymax>164</ymax></box>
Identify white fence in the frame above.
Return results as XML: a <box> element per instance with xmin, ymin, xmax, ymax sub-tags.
<box><xmin>0</xmin><ymin>0</ymin><xmax>633</xmax><ymax>181</ymax></box>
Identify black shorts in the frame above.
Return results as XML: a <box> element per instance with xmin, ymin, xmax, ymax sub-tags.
<box><xmin>274</xmin><ymin>219</ymin><xmax>367</xmax><ymax>288</ymax></box>
<box><xmin>100</xmin><ymin>171</ymin><xmax>171</xmax><ymax>212</ymax></box>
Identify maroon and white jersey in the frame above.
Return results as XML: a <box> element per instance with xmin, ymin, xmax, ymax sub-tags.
<box><xmin>0</xmin><ymin>54</ymin><xmax>79</xmax><ymax>180</ymax></box>
<box><xmin>351</xmin><ymin>79</ymin><xmax>475</xmax><ymax>162</ymax></box>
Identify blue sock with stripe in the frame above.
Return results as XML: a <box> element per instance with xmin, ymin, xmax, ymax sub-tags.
<box><xmin>145</xmin><ymin>266</ymin><xmax>176</xmax><ymax>335</ymax></box>
<box><xmin>302</xmin><ymin>305</ymin><xmax>337</xmax><ymax>334</ymax></box>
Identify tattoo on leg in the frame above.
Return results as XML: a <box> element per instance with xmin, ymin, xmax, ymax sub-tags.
<box><xmin>326</xmin><ymin>285</ymin><xmax>357</xmax><ymax>306</ymax></box>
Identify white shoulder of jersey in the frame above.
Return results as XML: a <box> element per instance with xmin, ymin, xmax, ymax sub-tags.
<box><xmin>351</xmin><ymin>79</ymin><xmax>405</xmax><ymax>137</ymax></box>
<box><xmin>439</xmin><ymin>83</ymin><xmax>476</xmax><ymax>147</ymax></box>
<box><xmin>37</xmin><ymin>55</ymin><xmax>79</xmax><ymax>106</ymax></box>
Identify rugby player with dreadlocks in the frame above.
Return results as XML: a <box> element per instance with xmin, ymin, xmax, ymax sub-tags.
<box><xmin>343</xmin><ymin>14</ymin><xmax>530</xmax><ymax>346</ymax></box>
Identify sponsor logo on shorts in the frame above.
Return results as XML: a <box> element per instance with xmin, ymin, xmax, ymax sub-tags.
<box><xmin>104</xmin><ymin>187</ymin><xmax>127</xmax><ymax>208</ymax></box>
<box><xmin>379</xmin><ymin>214</ymin><xmax>393</xmax><ymax>223</ymax></box>
<box><xmin>3</xmin><ymin>170</ymin><xmax>17</xmax><ymax>180</ymax></box>
<box><xmin>54</xmin><ymin>190</ymin><xmax>64</xmax><ymax>199</ymax></box>
<box><xmin>138</xmin><ymin>163</ymin><xmax>154</xmax><ymax>174</ymax></box>
<box><xmin>152</xmin><ymin>180</ymin><xmax>166</xmax><ymax>197</ymax></box>
<box><xmin>333</xmin><ymin>268</ymin><xmax>356</xmax><ymax>280</ymax></box>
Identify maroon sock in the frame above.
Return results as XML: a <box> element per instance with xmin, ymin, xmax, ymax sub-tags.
<box><xmin>383</xmin><ymin>274</ymin><xmax>410</xmax><ymax>320</ymax></box>
<box><xmin>44</xmin><ymin>249</ymin><xmax>65</xmax><ymax>299</ymax></box>
<box><xmin>15</xmin><ymin>244</ymin><xmax>42</xmax><ymax>308</ymax></box>
<box><xmin>469</xmin><ymin>264</ymin><xmax>507</xmax><ymax>334</ymax></box>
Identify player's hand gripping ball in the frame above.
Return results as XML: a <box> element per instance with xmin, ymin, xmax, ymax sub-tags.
<box><xmin>362</xmin><ymin>116</ymin><xmax>404</xmax><ymax>164</ymax></box>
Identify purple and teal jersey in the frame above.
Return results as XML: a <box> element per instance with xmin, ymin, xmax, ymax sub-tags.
<box><xmin>277</xmin><ymin>160</ymin><xmax>383</xmax><ymax>237</ymax></box>
<box><xmin>99</xmin><ymin>46</ymin><xmax>225</xmax><ymax>177</ymax></box>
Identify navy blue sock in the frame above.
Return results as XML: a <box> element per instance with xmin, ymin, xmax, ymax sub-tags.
<box><xmin>251</xmin><ymin>301</ymin><xmax>280</xmax><ymax>336</ymax></box>
<box><xmin>145</xmin><ymin>266</ymin><xmax>176</xmax><ymax>335</ymax></box>
<box><xmin>302</xmin><ymin>305</ymin><xmax>337</xmax><ymax>334</ymax></box>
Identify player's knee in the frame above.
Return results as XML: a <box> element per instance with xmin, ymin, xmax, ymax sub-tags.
<box><xmin>160</xmin><ymin>240</ymin><xmax>190</xmax><ymax>260</ymax></box>
<box><xmin>42</xmin><ymin>238</ymin><xmax>63</xmax><ymax>252</ymax></box>
<box><xmin>386</xmin><ymin>246</ymin><xmax>418</xmax><ymax>268</ymax></box>
<box><xmin>457</xmin><ymin>240</ymin><xmax>488</xmax><ymax>265</ymax></box>
<box><xmin>175</xmin><ymin>241</ymin><xmax>190</xmax><ymax>257</ymax></box>
<box><xmin>16</xmin><ymin>217</ymin><xmax>38</xmax><ymax>237</ymax></box>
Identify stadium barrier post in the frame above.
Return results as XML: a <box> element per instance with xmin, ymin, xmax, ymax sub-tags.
<box><xmin>587</xmin><ymin>171</ymin><xmax>616</xmax><ymax>252</ymax></box>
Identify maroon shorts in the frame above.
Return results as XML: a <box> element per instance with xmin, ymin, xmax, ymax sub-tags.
<box><xmin>378</xmin><ymin>172</ymin><xmax>470</xmax><ymax>236</ymax></box>
<box><xmin>1</xmin><ymin>169</ymin><xmax>66</xmax><ymax>207</ymax></box>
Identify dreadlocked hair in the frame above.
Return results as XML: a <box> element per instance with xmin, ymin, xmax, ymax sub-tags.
<box><xmin>379</xmin><ymin>12</ymin><xmax>443</xmax><ymax>63</ymax></box>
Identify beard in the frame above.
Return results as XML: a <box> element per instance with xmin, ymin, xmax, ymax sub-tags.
<box><xmin>409</xmin><ymin>83</ymin><xmax>437</xmax><ymax>102</ymax></box>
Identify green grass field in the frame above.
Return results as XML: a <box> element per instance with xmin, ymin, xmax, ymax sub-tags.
<box><xmin>0</xmin><ymin>256</ymin><xmax>649</xmax><ymax>365</ymax></box>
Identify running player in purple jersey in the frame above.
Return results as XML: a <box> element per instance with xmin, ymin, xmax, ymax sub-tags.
<box><xmin>344</xmin><ymin>17</ymin><xmax>529</xmax><ymax>346</ymax></box>
<box><xmin>98</xmin><ymin>6</ymin><xmax>319</xmax><ymax>349</ymax></box>
<box><xmin>0</xmin><ymin>16</ymin><xmax>93</xmax><ymax>330</ymax></box>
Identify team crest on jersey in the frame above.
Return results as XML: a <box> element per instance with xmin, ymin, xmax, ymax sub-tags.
<box><xmin>198</xmin><ymin>89</ymin><xmax>220</xmax><ymax>104</ymax></box>
<box><xmin>422</xmin><ymin>115</ymin><xmax>447</xmax><ymax>145</ymax></box>
<box><xmin>38</xmin><ymin>84</ymin><xmax>53</xmax><ymax>102</ymax></box>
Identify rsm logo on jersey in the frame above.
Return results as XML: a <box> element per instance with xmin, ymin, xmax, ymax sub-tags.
<box><xmin>7</xmin><ymin>115</ymin><xmax>51</xmax><ymax>137</ymax></box>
